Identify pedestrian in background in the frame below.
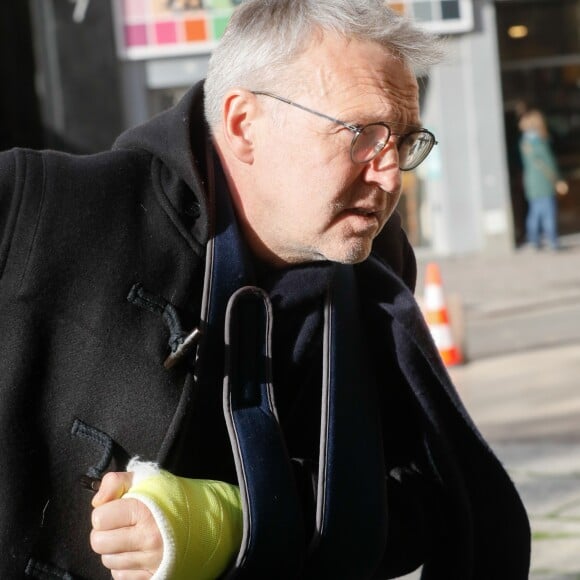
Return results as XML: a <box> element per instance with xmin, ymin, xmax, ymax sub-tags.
<box><xmin>519</xmin><ymin>108</ymin><xmax>569</xmax><ymax>251</ymax></box>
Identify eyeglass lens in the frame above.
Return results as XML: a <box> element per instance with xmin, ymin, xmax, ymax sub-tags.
<box><xmin>398</xmin><ymin>132</ymin><xmax>434</xmax><ymax>170</ymax></box>
<box><xmin>352</xmin><ymin>124</ymin><xmax>434</xmax><ymax>170</ymax></box>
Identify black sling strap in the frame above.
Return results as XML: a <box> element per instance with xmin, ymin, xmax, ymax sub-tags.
<box><xmin>201</xmin><ymin>150</ymin><xmax>306</xmax><ymax>577</ymax></box>
<box><xmin>303</xmin><ymin>264</ymin><xmax>387</xmax><ymax>579</ymax></box>
<box><xmin>200</xmin><ymin>147</ymin><xmax>387</xmax><ymax>577</ymax></box>
<box><xmin>223</xmin><ymin>287</ymin><xmax>306</xmax><ymax>578</ymax></box>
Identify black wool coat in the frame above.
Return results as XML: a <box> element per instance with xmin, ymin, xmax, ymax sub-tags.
<box><xmin>0</xmin><ymin>83</ymin><xmax>529</xmax><ymax>579</ymax></box>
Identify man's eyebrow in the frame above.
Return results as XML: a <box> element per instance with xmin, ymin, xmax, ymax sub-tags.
<box><xmin>344</xmin><ymin>111</ymin><xmax>382</xmax><ymax>125</ymax></box>
<box><xmin>340</xmin><ymin>107</ymin><xmax>422</xmax><ymax>129</ymax></box>
<box><xmin>389</xmin><ymin>119</ymin><xmax>424</xmax><ymax>131</ymax></box>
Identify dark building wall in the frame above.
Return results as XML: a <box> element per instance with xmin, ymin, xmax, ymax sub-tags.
<box><xmin>29</xmin><ymin>0</ymin><xmax>124</xmax><ymax>153</ymax></box>
<box><xmin>0</xmin><ymin>3</ymin><xmax>44</xmax><ymax>150</ymax></box>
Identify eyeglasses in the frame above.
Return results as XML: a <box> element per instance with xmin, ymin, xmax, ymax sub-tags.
<box><xmin>251</xmin><ymin>91</ymin><xmax>437</xmax><ymax>171</ymax></box>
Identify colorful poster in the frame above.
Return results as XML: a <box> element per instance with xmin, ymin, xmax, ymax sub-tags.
<box><xmin>113</xmin><ymin>0</ymin><xmax>473</xmax><ymax>61</ymax></box>
<box><xmin>387</xmin><ymin>0</ymin><xmax>473</xmax><ymax>34</ymax></box>
<box><xmin>112</xmin><ymin>0</ymin><xmax>244</xmax><ymax>60</ymax></box>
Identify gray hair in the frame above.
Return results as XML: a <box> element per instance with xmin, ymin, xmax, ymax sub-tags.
<box><xmin>204</xmin><ymin>0</ymin><xmax>445</xmax><ymax>130</ymax></box>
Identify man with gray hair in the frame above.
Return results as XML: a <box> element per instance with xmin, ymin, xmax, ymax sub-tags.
<box><xmin>0</xmin><ymin>0</ymin><xmax>529</xmax><ymax>578</ymax></box>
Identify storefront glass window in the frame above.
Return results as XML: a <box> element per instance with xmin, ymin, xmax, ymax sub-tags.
<box><xmin>497</xmin><ymin>0</ymin><xmax>580</xmax><ymax>240</ymax></box>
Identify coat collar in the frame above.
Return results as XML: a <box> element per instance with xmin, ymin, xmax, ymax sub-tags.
<box><xmin>113</xmin><ymin>82</ymin><xmax>211</xmax><ymax>249</ymax></box>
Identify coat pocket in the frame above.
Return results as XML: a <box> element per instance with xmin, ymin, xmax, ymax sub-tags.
<box><xmin>24</xmin><ymin>420</ymin><xmax>130</xmax><ymax>579</ymax></box>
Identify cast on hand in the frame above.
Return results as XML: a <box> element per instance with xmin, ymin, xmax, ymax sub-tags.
<box><xmin>124</xmin><ymin>459</ymin><xmax>243</xmax><ymax>580</ymax></box>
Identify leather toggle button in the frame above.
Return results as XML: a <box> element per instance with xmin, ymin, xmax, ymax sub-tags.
<box><xmin>80</xmin><ymin>475</ymin><xmax>101</xmax><ymax>493</ymax></box>
<box><xmin>164</xmin><ymin>327</ymin><xmax>202</xmax><ymax>370</ymax></box>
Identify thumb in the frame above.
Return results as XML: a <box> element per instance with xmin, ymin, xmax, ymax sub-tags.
<box><xmin>92</xmin><ymin>471</ymin><xmax>134</xmax><ymax>508</ymax></box>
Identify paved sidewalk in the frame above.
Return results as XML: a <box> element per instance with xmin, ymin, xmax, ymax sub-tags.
<box><xmin>494</xmin><ymin>440</ymin><xmax>580</xmax><ymax>580</ymax></box>
<box><xmin>451</xmin><ymin>344</ymin><xmax>580</xmax><ymax>579</ymax></box>
<box><xmin>416</xmin><ymin>234</ymin><xmax>580</xmax><ymax>314</ymax></box>
<box><xmin>415</xmin><ymin>234</ymin><xmax>580</xmax><ymax>361</ymax></box>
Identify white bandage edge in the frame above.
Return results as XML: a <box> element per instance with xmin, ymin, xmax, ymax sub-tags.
<box><xmin>124</xmin><ymin>458</ymin><xmax>176</xmax><ymax>580</ymax></box>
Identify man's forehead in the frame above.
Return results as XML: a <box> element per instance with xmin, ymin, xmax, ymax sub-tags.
<box><xmin>280</xmin><ymin>33</ymin><xmax>420</xmax><ymax>121</ymax></box>
<box><xmin>321</xmin><ymin>73</ymin><xmax>420</xmax><ymax>124</ymax></box>
<box><xmin>299</xmin><ymin>37</ymin><xmax>417</xmax><ymax>94</ymax></box>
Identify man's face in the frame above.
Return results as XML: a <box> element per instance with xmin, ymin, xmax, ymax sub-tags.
<box><xmin>235</xmin><ymin>33</ymin><xmax>420</xmax><ymax>266</ymax></box>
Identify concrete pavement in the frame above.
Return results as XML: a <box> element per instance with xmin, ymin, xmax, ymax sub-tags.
<box><xmin>452</xmin><ymin>344</ymin><xmax>580</xmax><ymax>579</ymax></box>
<box><xmin>415</xmin><ymin>233</ymin><xmax>580</xmax><ymax>362</ymax></box>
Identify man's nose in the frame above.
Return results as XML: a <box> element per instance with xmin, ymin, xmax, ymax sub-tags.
<box><xmin>361</xmin><ymin>144</ymin><xmax>402</xmax><ymax>192</ymax></box>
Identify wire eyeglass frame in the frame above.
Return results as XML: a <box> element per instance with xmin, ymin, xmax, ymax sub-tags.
<box><xmin>251</xmin><ymin>90</ymin><xmax>437</xmax><ymax>171</ymax></box>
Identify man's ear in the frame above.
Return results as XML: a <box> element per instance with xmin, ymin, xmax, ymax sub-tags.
<box><xmin>221</xmin><ymin>90</ymin><xmax>258</xmax><ymax>164</ymax></box>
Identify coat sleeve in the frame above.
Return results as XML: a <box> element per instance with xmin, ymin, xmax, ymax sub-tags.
<box><xmin>374</xmin><ymin>464</ymin><xmax>447</xmax><ymax>578</ymax></box>
<box><xmin>375</xmin><ymin>376</ymin><xmax>448</xmax><ymax>577</ymax></box>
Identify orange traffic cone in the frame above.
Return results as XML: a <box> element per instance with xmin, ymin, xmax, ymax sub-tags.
<box><xmin>423</xmin><ymin>262</ymin><xmax>463</xmax><ymax>367</ymax></box>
